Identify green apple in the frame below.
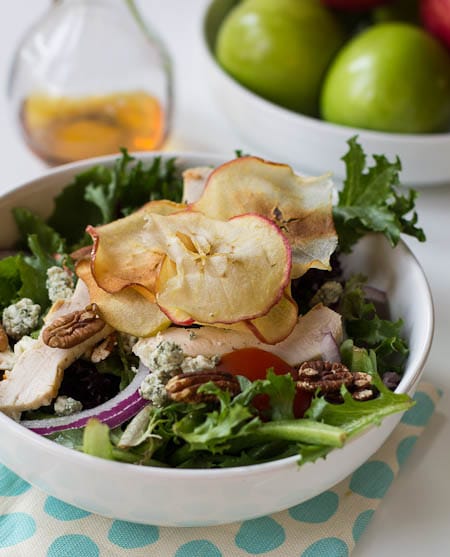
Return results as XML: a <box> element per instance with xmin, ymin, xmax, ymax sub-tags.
<box><xmin>215</xmin><ymin>0</ymin><xmax>345</xmax><ymax>117</ymax></box>
<box><xmin>320</xmin><ymin>22</ymin><xmax>450</xmax><ymax>133</ymax></box>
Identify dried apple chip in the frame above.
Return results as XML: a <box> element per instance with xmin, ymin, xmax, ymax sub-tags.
<box><xmin>201</xmin><ymin>287</ymin><xmax>297</xmax><ymax>344</ymax></box>
<box><xmin>142</xmin><ymin>211</ymin><xmax>291</xmax><ymax>324</ymax></box>
<box><xmin>138</xmin><ymin>199</ymin><xmax>186</xmax><ymax>216</ymax></box>
<box><xmin>191</xmin><ymin>156</ymin><xmax>337</xmax><ymax>278</ymax></box>
<box><xmin>89</xmin><ymin>199</ymin><xmax>185</xmax><ymax>295</ymax></box>
<box><xmin>244</xmin><ymin>287</ymin><xmax>298</xmax><ymax>344</ymax></box>
<box><xmin>76</xmin><ymin>260</ymin><xmax>171</xmax><ymax>337</ymax></box>
<box><xmin>182</xmin><ymin>166</ymin><xmax>213</xmax><ymax>204</ymax></box>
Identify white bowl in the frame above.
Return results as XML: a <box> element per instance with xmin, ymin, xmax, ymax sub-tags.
<box><xmin>201</xmin><ymin>0</ymin><xmax>450</xmax><ymax>187</ymax></box>
<box><xmin>0</xmin><ymin>152</ymin><xmax>433</xmax><ymax>526</ymax></box>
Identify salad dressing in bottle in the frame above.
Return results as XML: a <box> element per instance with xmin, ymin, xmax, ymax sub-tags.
<box><xmin>8</xmin><ymin>0</ymin><xmax>172</xmax><ymax>165</ymax></box>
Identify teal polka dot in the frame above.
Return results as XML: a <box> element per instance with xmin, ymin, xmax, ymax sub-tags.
<box><xmin>108</xmin><ymin>520</ymin><xmax>159</xmax><ymax>548</ymax></box>
<box><xmin>47</xmin><ymin>535</ymin><xmax>99</xmax><ymax>557</ymax></box>
<box><xmin>174</xmin><ymin>540</ymin><xmax>222</xmax><ymax>557</ymax></box>
<box><xmin>349</xmin><ymin>460</ymin><xmax>394</xmax><ymax>499</ymax></box>
<box><xmin>0</xmin><ymin>513</ymin><xmax>36</xmax><ymax>547</ymax></box>
<box><xmin>352</xmin><ymin>509</ymin><xmax>374</xmax><ymax>542</ymax></box>
<box><xmin>44</xmin><ymin>496</ymin><xmax>91</xmax><ymax>521</ymax></box>
<box><xmin>289</xmin><ymin>491</ymin><xmax>339</xmax><ymax>523</ymax></box>
<box><xmin>0</xmin><ymin>465</ymin><xmax>31</xmax><ymax>496</ymax></box>
<box><xmin>401</xmin><ymin>392</ymin><xmax>435</xmax><ymax>426</ymax></box>
<box><xmin>235</xmin><ymin>516</ymin><xmax>285</xmax><ymax>554</ymax></box>
<box><xmin>301</xmin><ymin>537</ymin><xmax>348</xmax><ymax>557</ymax></box>
<box><xmin>396</xmin><ymin>435</ymin><xmax>418</xmax><ymax>468</ymax></box>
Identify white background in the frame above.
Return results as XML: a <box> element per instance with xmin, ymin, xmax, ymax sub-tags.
<box><xmin>0</xmin><ymin>1</ymin><xmax>449</xmax><ymax>556</ymax></box>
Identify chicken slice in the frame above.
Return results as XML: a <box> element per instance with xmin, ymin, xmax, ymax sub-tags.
<box><xmin>0</xmin><ymin>280</ymin><xmax>113</xmax><ymax>415</ymax></box>
<box><xmin>134</xmin><ymin>304</ymin><xmax>342</xmax><ymax>368</ymax></box>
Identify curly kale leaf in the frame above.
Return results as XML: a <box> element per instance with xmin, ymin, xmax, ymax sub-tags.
<box><xmin>339</xmin><ymin>275</ymin><xmax>409</xmax><ymax>373</ymax></box>
<box><xmin>47</xmin><ymin>149</ymin><xmax>182</xmax><ymax>249</ymax></box>
<box><xmin>333</xmin><ymin>137</ymin><xmax>426</xmax><ymax>253</ymax></box>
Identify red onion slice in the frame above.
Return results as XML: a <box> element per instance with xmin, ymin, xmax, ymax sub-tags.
<box><xmin>22</xmin><ymin>363</ymin><xmax>150</xmax><ymax>435</ymax></box>
<box><xmin>320</xmin><ymin>332</ymin><xmax>341</xmax><ymax>363</ymax></box>
<box><xmin>362</xmin><ymin>285</ymin><xmax>390</xmax><ymax>319</ymax></box>
<box><xmin>362</xmin><ymin>285</ymin><xmax>387</xmax><ymax>305</ymax></box>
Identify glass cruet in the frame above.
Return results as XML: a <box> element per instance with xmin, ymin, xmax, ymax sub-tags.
<box><xmin>7</xmin><ymin>0</ymin><xmax>172</xmax><ymax>165</ymax></box>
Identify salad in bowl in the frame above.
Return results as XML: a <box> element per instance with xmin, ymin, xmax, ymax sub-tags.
<box><xmin>0</xmin><ymin>138</ymin><xmax>432</xmax><ymax>525</ymax></box>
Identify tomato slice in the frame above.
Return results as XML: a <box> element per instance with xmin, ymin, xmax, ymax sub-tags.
<box><xmin>216</xmin><ymin>347</ymin><xmax>311</xmax><ymax>418</ymax></box>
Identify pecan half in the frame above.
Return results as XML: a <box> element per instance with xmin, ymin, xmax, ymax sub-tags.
<box><xmin>352</xmin><ymin>388</ymin><xmax>376</xmax><ymax>401</ymax></box>
<box><xmin>42</xmin><ymin>303</ymin><xmax>106</xmax><ymax>349</ymax></box>
<box><xmin>297</xmin><ymin>360</ymin><xmax>354</xmax><ymax>392</ymax></box>
<box><xmin>89</xmin><ymin>333</ymin><xmax>117</xmax><ymax>363</ymax></box>
<box><xmin>166</xmin><ymin>370</ymin><xmax>241</xmax><ymax>403</ymax></box>
<box><xmin>296</xmin><ymin>361</ymin><xmax>377</xmax><ymax>403</ymax></box>
<box><xmin>0</xmin><ymin>325</ymin><xmax>9</xmax><ymax>352</ymax></box>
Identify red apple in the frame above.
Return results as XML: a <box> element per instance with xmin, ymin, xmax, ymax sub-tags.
<box><xmin>420</xmin><ymin>0</ymin><xmax>450</xmax><ymax>50</ymax></box>
<box><xmin>321</xmin><ymin>0</ymin><xmax>392</xmax><ymax>10</ymax></box>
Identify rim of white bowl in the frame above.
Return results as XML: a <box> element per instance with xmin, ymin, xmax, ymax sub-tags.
<box><xmin>0</xmin><ymin>151</ymin><xmax>434</xmax><ymax>479</ymax></box>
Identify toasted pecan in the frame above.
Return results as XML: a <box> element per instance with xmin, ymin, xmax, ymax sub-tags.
<box><xmin>42</xmin><ymin>303</ymin><xmax>106</xmax><ymax>349</ymax></box>
<box><xmin>166</xmin><ymin>370</ymin><xmax>241</xmax><ymax>403</ymax></box>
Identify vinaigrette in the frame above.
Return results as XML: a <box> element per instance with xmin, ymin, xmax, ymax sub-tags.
<box><xmin>20</xmin><ymin>91</ymin><xmax>165</xmax><ymax>165</ymax></box>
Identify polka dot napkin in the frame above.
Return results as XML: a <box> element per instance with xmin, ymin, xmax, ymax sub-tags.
<box><xmin>0</xmin><ymin>382</ymin><xmax>441</xmax><ymax>557</ymax></box>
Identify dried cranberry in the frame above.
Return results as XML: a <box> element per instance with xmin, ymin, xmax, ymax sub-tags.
<box><xmin>58</xmin><ymin>360</ymin><xmax>120</xmax><ymax>409</ymax></box>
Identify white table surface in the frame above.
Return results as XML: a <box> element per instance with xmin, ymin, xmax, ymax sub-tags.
<box><xmin>0</xmin><ymin>1</ymin><xmax>449</xmax><ymax>555</ymax></box>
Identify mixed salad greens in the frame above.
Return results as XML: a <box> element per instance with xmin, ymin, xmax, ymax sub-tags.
<box><xmin>0</xmin><ymin>138</ymin><xmax>425</xmax><ymax>468</ymax></box>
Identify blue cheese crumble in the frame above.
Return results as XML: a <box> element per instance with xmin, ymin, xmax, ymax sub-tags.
<box><xmin>181</xmin><ymin>354</ymin><xmax>220</xmax><ymax>373</ymax></box>
<box><xmin>0</xmin><ymin>336</ymin><xmax>38</xmax><ymax>372</ymax></box>
<box><xmin>139</xmin><ymin>341</ymin><xmax>184</xmax><ymax>407</ymax></box>
<box><xmin>139</xmin><ymin>340</ymin><xmax>221</xmax><ymax>407</ymax></box>
<box><xmin>2</xmin><ymin>298</ymin><xmax>41</xmax><ymax>340</ymax></box>
<box><xmin>54</xmin><ymin>396</ymin><xmax>83</xmax><ymax>416</ymax></box>
<box><xmin>310</xmin><ymin>281</ymin><xmax>343</xmax><ymax>308</ymax></box>
<box><xmin>46</xmin><ymin>266</ymin><xmax>75</xmax><ymax>303</ymax></box>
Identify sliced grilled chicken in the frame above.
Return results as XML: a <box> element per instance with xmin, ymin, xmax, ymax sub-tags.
<box><xmin>134</xmin><ymin>304</ymin><xmax>342</xmax><ymax>368</ymax></box>
<box><xmin>0</xmin><ymin>280</ymin><xmax>113</xmax><ymax>415</ymax></box>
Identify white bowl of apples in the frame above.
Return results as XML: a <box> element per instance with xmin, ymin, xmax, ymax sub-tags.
<box><xmin>202</xmin><ymin>0</ymin><xmax>450</xmax><ymax>186</ymax></box>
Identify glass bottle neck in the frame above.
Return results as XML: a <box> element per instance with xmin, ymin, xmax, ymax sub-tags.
<box><xmin>50</xmin><ymin>0</ymin><xmax>170</xmax><ymax>64</ymax></box>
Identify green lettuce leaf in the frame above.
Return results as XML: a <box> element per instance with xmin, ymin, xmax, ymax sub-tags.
<box><xmin>83</xmin><ymin>419</ymin><xmax>114</xmax><ymax>460</ymax></box>
<box><xmin>173</xmin><ymin>383</ymin><xmax>259</xmax><ymax>454</ymax></box>
<box><xmin>339</xmin><ymin>275</ymin><xmax>408</xmax><ymax>373</ymax></box>
<box><xmin>0</xmin><ymin>237</ymin><xmax>55</xmax><ymax>312</ymax></box>
<box><xmin>47</xmin><ymin>149</ymin><xmax>182</xmax><ymax>249</ymax></box>
<box><xmin>12</xmin><ymin>207</ymin><xmax>66</xmax><ymax>255</ymax></box>
<box><xmin>47</xmin><ymin>165</ymin><xmax>110</xmax><ymax>246</ymax></box>
<box><xmin>16</xmin><ymin>235</ymin><xmax>56</xmax><ymax>310</ymax></box>
<box><xmin>0</xmin><ymin>256</ymin><xmax>22</xmax><ymax>310</ymax></box>
<box><xmin>0</xmin><ymin>209</ymin><xmax>70</xmax><ymax>311</ymax></box>
<box><xmin>261</xmin><ymin>369</ymin><xmax>296</xmax><ymax>421</ymax></box>
<box><xmin>306</xmin><ymin>341</ymin><xmax>414</xmax><ymax>438</ymax></box>
<box><xmin>333</xmin><ymin>136</ymin><xmax>425</xmax><ymax>253</ymax></box>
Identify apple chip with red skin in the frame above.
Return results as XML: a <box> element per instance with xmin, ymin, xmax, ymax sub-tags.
<box><xmin>143</xmin><ymin>211</ymin><xmax>292</xmax><ymax>324</ymax></box>
<box><xmin>88</xmin><ymin>199</ymin><xmax>185</xmax><ymax>297</ymax></box>
<box><xmin>244</xmin><ymin>286</ymin><xmax>298</xmax><ymax>344</ymax></box>
<box><xmin>76</xmin><ymin>260</ymin><xmax>171</xmax><ymax>337</ymax></box>
<box><xmin>204</xmin><ymin>286</ymin><xmax>298</xmax><ymax>344</ymax></box>
<box><xmin>191</xmin><ymin>156</ymin><xmax>337</xmax><ymax>278</ymax></box>
<box><xmin>89</xmin><ymin>210</ymin><xmax>291</xmax><ymax>326</ymax></box>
